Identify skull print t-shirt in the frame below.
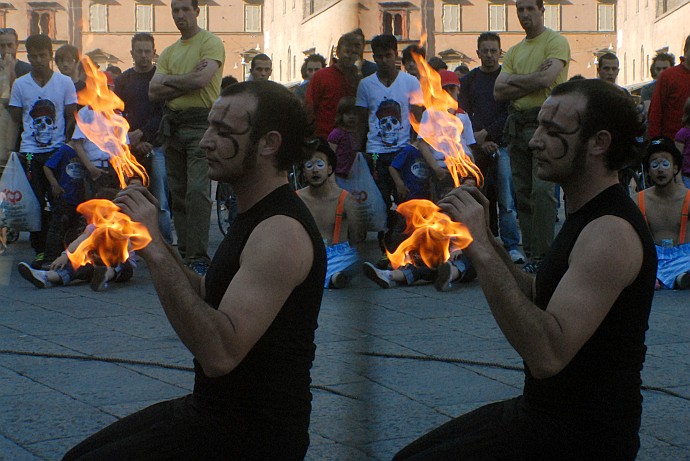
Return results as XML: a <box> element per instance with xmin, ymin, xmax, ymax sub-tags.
<box><xmin>9</xmin><ymin>72</ymin><xmax>77</xmax><ymax>154</ymax></box>
<box><xmin>356</xmin><ymin>72</ymin><xmax>422</xmax><ymax>154</ymax></box>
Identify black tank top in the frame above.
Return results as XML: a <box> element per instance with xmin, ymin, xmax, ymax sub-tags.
<box><xmin>527</xmin><ymin>184</ymin><xmax>657</xmax><ymax>456</ymax></box>
<box><xmin>196</xmin><ymin>184</ymin><xmax>326</xmax><ymax>459</ymax></box>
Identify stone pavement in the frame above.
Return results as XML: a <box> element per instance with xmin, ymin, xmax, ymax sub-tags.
<box><xmin>0</xmin><ymin>218</ymin><xmax>689</xmax><ymax>460</ymax></box>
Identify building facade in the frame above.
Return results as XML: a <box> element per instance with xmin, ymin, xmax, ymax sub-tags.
<box><xmin>2</xmin><ymin>0</ymin><xmax>264</xmax><ymax>81</ymax></box>
<box><xmin>616</xmin><ymin>0</ymin><xmax>689</xmax><ymax>88</ymax></box>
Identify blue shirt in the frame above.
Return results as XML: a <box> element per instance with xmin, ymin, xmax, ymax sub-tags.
<box><xmin>391</xmin><ymin>144</ymin><xmax>432</xmax><ymax>201</ymax></box>
<box><xmin>45</xmin><ymin>145</ymin><xmax>86</xmax><ymax>206</ymax></box>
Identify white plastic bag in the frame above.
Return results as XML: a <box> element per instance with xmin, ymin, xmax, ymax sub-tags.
<box><xmin>0</xmin><ymin>152</ymin><xmax>41</xmax><ymax>231</ymax></box>
<box><xmin>336</xmin><ymin>152</ymin><xmax>387</xmax><ymax>232</ymax></box>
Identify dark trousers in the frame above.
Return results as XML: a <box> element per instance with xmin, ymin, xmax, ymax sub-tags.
<box><xmin>44</xmin><ymin>202</ymin><xmax>84</xmax><ymax>262</ymax></box>
<box><xmin>19</xmin><ymin>152</ymin><xmax>54</xmax><ymax>254</ymax></box>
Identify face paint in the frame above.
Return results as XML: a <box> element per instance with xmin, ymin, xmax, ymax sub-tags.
<box><xmin>649</xmin><ymin>159</ymin><xmax>672</xmax><ymax>170</ymax></box>
<box><xmin>304</xmin><ymin>159</ymin><xmax>327</xmax><ymax>170</ymax></box>
<box><xmin>538</xmin><ymin>102</ymin><xmax>583</xmax><ymax>160</ymax></box>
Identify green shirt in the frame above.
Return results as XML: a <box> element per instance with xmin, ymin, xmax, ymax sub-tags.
<box><xmin>502</xmin><ymin>28</ymin><xmax>570</xmax><ymax>111</ymax></box>
<box><xmin>157</xmin><ymin>29</ymin><xmax>225</xmax><ymax>111</ymax></box>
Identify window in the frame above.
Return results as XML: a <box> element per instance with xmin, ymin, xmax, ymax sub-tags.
<box><xmin>442</xmin><ymin>3</ymin><xmax>461</xmax><ymax>32</ymax></box>
<box><xmin>135</xmin><ymin>4</ymin><xmax>153</xmax><ymax>32</ymax></box>
<box><xmin>198</xmin><ymin>5</ymin><xmax>208</xmax><ymax>29</ymax></box>
<box><xmin>30</xmin><ymin>9</ymin><xmax>56</xmax><ymax>37</ymax></box>
<box><xmin>382</xmin><ymin>10</ymin><xmax>407</xmax><ymax>39</ymax></box>
<box><xmin>89</xmin><ymin>3</ymin><xmax>108</xmax><ymax>32</ymax></box>
<box><xmin>245</xmin><ymin>4</ymin><xmax>261</xmax><ymax>32</ymax></box>
<box><xmin>597</xmin><ymin>3</ymin><xmax>614</xmax><ymax>31</ymax></box>
<box><xmin>489</xmin><ymin>4</ymin><xmax>506</xmax><ymax>31</ymax></box>
<box><xmin>544</xmin><ymin>4</ymin><xmax>560</xmax><ymax>30</ymax></box>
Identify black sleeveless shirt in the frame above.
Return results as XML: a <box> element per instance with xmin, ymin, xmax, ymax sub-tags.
<box><xmin>196</xmin><ymin>184</ymin><xmax>326</xmax><ymax>459</ymax></box>
<box><xmin>527</xmin><ymin>184</ymin><xmax>657</xmax><ymax>458</ymax></box>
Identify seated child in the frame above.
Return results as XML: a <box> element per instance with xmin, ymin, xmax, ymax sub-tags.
<box><xmin>297</xmin><ymin>140</ymin><xmax>366</xmax><ymax>288</ymax></box>
<box><xmin>633</xmin><ymin>136</ymin><xmax>690</xmax><ymax>289</ymax></box>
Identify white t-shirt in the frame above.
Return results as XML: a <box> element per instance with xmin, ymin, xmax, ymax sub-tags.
<box><xmin>418</xmin><ymin>110</ymin><xmax>476</xmax><ymax>168</ymax></box>
<box><xmin>9</xmin><ymin>72</ymin><xmax>77</xmax><ymax>154</ymax></box>
<box><xmin>73</xmin><ymin>106</ymin><xmax>130</xmax><ymax>162</ymax></box>
<box><xmin>356</xmin><ymin>72</ymin><xmax>423</xmax><ymax>154</ymax></box>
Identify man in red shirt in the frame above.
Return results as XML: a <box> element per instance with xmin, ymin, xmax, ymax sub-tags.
<box><xmin>649</xmin><ymin>35</ymin><xmax>690</xmax><ymax>139</ymax></box>
<box><xmin>305</xmin><ymin>32</ymin><xmax>361</xmax><ymax>139</ymax></box>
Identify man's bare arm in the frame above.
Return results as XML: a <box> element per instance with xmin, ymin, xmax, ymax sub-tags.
<box><xmin>115</xmin><ymin>187</ymin><xmax>313</xmax><ymax>377</ymax></box>
<box><xmin>494</xmin><ymin>59</ymin><xmax>565</xmax><ymax>101</ymax></box>
<box><xmin>440</xmin><ymin>188</ymin><xmax>643</xmax><ymax>379</ymax></box>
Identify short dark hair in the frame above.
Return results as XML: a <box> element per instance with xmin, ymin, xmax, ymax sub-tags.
<box><xmin>131</xmin><ymin>32</ymin><xmax>155</xmax><ymax>49</ymax></box>
<box><xmin>477</xmin><ymin>32</ymin><xmax>501</xmax><ymax>49</ymax></box>
<box><xmin>650</xmin><ymin>52</ymin><xmax>675</xmax><ymax>77</ymax></box>
<box><xmin>220</xmin><ymin>81</ymin><xmax>308</xmax><ymax>172</ymax></box>
<box><xmin>106</xmin><ymin>65</ymin><xmax>122</xmax><ymax>76</ymax></box>
<box><xmin>597</xmin><ymin>52</ymin><xmax>619</xmax><ymax>68</ymax></box>
<box><xmin>427</xmin><ymin>56</ymin><xmax>447</xmax><ymax>71</ymax></box>
<box><xmin>401</xmin><ymin>44</ymin><xmax>425</xmax><ymax>64</ymax></box>
<box><xmin>55</xmin><ymin>44</ymin><xmax>79</xmax><ymax>63</ymax></box>
<box><xmin>516</xmin><ymin>0</ymin><xmax>544</xmax><ymax>9</ymax></box>
<box><xmin>685</xmin><ymin>34</ymin><xmax>690</xmax><ymax>54</ymax></box>
<box><xmin>351</xmin><ymin>28</ymin><xmax>366</xmax><ymax>45</ymax></box>
<box><xmin>335</xmin><ymin>96</ymin><xmax>357</xmax><ymax>127</ymax></box>
<box><xmin>221</xmin><ymin>75</ymin><xmax>238</xmax><ymax>89</ymax></box>
<box><xmin>300</xmin><ymin>53</ymin><xmax>327</xmax><ymax>79</ymax></box>
<box><xmin>646</xmin><ymin>136</ymin><xmax>683</xmax><ymax>169</ymax></box>
<box><xmin>306</xmin><ymin>138</ymin><xmax>337</xmax><ymax>174</ymax></box>
<box><xmin>550</xmin><ymin>79</ymin><xmax>644</xmax><ymax>171</ymax></box>
<box><xmin>251</xmin><ymin>53</ymin><xmax>271</xmax><ymax>69</ymax></box>
<box><xmin>371</xmin><ymin>35</ymin><xmax>397</xmax><ymax>54</ymax></box>
<box><xmin>0</xmin><ymin>27</ymin><xmax>18</xmax><ymax>42</ymax></box>
<box><xmin>454</xmin><ymin>64</ymin><xmax>470</xmax><ymax>74</ymax></box>
<box><xmin>25</xmin><ymin>34</ymin><xmax>53</xmax><ymax>55</ymax></box>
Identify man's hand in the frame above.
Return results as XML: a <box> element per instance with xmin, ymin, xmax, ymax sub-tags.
<box><xmin>113</xmin><ymin>184</ymin><xmax>162</xmax><ymax>254</ymax></box>
<box><xmin>50</xmin><ymin>253</ymin><xmax>70</xmax><ymax>271</ymax></box>
<box><xmin>434</xmin><ymin>167</ymin><xmax>450</xmax><ymax>181</ymax></box>
<box><xmin>481</xmin><ymin>141</ymin><xmax>499</xmax><ymax>155</ymax></box>
<box><xmin>87</xmin><ymin>166</ymin><xmax>105</xmax><ymax>181</ymax></box>
<box><xmin>395</xmin><ymin>183</ymin><xmax>410</xmax><ymax>201</ymax></box>
<box><xmin>474</xmin><ymin>129</ymin><xmax>488</xmax><ymax>146</ymax></box>
<box><xmin>128</xmin><ymin>129</ymin><xmax>144</xmax><ymax>147</ymax></box>
<box><xmin>132</xmin><ymin>141</ymin><xmax>153</xmax><ymax>158</ymax></box>
<box><xmin>438</xmin><ymin>186</ymin><xmax>492</xmax><ymax>257</ymax></box>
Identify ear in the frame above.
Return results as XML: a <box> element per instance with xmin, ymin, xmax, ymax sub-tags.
<box><xmin>589</xmin><ymin>130</ymin><xmax>612</xmax><ymax>159</ymax></box>
<box><xmin>259</xmin><ymin>131</ymin><xmax>282</xmax><ymax>157</ymax></box>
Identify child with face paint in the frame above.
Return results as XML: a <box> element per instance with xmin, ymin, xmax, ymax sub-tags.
<box><xmin>297</xmin><ymin>140</ymin><xmax>366</xmax><ymax>288</ymax></box>
<box><xmin>633</xmin><ymin>136</ymin><xmax>690</xmax><ymax>289</ymax></box>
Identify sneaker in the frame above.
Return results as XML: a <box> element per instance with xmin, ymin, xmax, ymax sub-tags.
<box><xmin>522</xmin><ymin>261</ymin><xmax>541</xmax><ymax>274</ymax></box>
<box><xmin>330</xmin><ymin>271</ymin><xmax>348</xmax><ymax>289</ymax></box>
<box><xmin>363</xmin><ymin>262</ymin><xmax>395</xmax><ymax>288</ymax></box>
<box><xmin>434</xmin><ymin>261</ymin><xmax>453</xmax><ymax>292</ymax></box>
<box><xmin>375</xmin><ymin>254</ymin><xmax>392</xmax><ymax>270</ymax></box>
<box><xmin>187</xmin><ymin>261</ymin><xmax>209</xmax><ymax>276</ymax></box>
<box><xmin>30</xmin><ymin>252</ymin><xmax>46</xmax><ymax>270</ymax></box>
<box><xmin>90</xmin><ymin>265</ymin><xmax>109</xmax><ymax>292</ymax></box>
<box><xmin>18</xmin><ymin>262</ymin><xmax>50</xmax><ymax>288</ymax></box>
<box><xmin>674</xmin><ymin>272</ymin><xmax>690</xmax><ymax>290</ymax></box>
<box><xmin>508</xmin><ymin>249</ymin><xmax>525</xmax><ymax>265</ymax></box>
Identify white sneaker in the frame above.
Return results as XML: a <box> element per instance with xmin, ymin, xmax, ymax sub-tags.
<box><xmin>363</xmin><ymin>262</ymin><xmax>395</xmax><ymax>288</ymax></box>
<box><xmin>18</xmin><ymin>262</ymin><xmax>51</xmax><ymax>288</ymax></box>
<box><xmin>509</xmin><ymin>249</ymin><xmax>525</xmax><ymax>264</ymax></box>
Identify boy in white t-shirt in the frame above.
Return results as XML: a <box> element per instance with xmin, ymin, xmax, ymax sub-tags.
<box><xmin>8</xmin><ymin>34</ymin><xmax>77</xmax><ymax>267</ymax></box>
<box><xmin>418</xmin><ymin>70</ymin><xmax>478</xmax><ymax>201</ymax></box>
<box><xmin>356</xmin><ymin>34</ymin><xmax>424</xmax><ymax>258</ymax></box>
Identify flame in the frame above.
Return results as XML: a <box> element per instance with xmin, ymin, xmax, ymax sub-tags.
<box><xmin>67</xmin><ymin>200</ymin><xmax>152</xmax><ymax>269</ymax></box>
<box><xmin>387</xmin><ymin>200</ymin><xmax>473</xmax><ymax>269</ymax></box>
<box><xmin>68</xmin><ymin>57</ymin><xmax>152</xmax><ymax>268</ymax></box>
<box><xmin>76</xmin><ymin>57</ymin><xmax>149</xmax><ymax>188</ymax></box>
<box><xmin>386</xmin><ymin>52</ymin><xmax>481</xmax><ymax>269</ymax></box>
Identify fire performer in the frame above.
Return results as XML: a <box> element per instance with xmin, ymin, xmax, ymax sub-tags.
<box><xmin>63</xmin><ymin>81</ymin><xmax>326</xmax><ymax>460</ymax></box>
<box><xmin>394</xmin><ymin>79</ymin><xmax>656</xmax><ymax>460</ymax></box>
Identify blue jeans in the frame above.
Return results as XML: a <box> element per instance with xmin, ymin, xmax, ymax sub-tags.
<box><xmin>150</xmin><ymin>146</ymin><xmax>173</xmax><ymax>244</ymax></box>
<box><xmin>495</xmin><ymin>147</ymin><xmax>521</xmax><ymax>251</ymax></box>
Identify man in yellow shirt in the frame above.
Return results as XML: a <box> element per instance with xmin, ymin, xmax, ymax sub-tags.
<box><xmin>494</xmin><ymin>0</ymin><xmax>570</xmax><ymax>270</ymax></box>
<box><xmin>149</xmin><ymin>0</ymin><xmax>225</xmax><ymax>275</ymax></box>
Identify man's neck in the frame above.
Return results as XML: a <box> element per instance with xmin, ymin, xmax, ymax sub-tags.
<box><xmin>134</xmin><ymin>64</ymin><xmax>154</xmax><ymax>73</ymax></box>
<box><xmin>562</xmin><ymin>169</ymin><xmax>619</xmax><ymax>214</ymax></box>
<box><xmin>652</xmin><ymin>178</ymin><xmax>687</xmax><ymax>199</ymax></box>
<box><xmin>682</xmin><ymin>59</ymin><xmax>690</xmax><ymax>72</ymax></box>
<box><xmin>305</xmin><ymin>179</ymin><xmax>337</xmax><ymax>198</ymax></box>
<box><xmin>232</xmin><ymin>169</ymin><xmax>289</xmax><ymax>214</ymax></box>
<box><xmin>180</xmin><ymin>25</ymin><xmax>201</xmax><ymax>40</ymax></box>
<box><xmin>30</xmin><ymin>69</ymin><xmax>52</xmax><ymax>86</ymax></box>
<box><xmin>377</xmin><ymin>69</ymin><xmax>399</xmax><ymax>87</ymax></box>
<box><xmin>525</xmin><ymin>25</ymin><xmax>546</xmax><ymax>40</ymax></box>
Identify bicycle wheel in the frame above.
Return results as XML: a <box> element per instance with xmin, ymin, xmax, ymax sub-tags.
<box><xmin>216</xmin><ymin>182</ymin><xmax>237</xmax><ymax>236</ymax></box>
